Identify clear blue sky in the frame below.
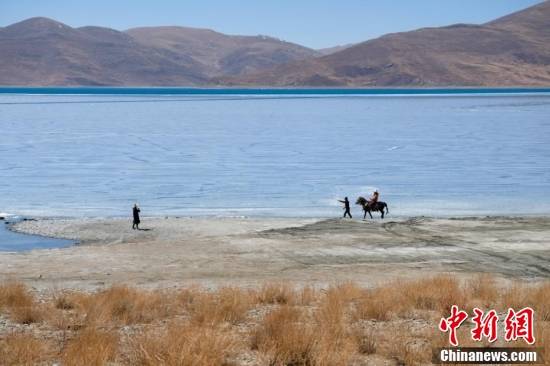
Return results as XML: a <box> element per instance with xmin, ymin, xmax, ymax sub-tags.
<box><xmin>0</xmin><ymin>0</ymin><xmax>544</xmax><ymax>49</ymax></box>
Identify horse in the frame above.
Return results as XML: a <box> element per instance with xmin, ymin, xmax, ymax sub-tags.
<box><xmin>356</xmin><ymin>197</ymin><xmax>389</xmax><ymax>219</ymax></box>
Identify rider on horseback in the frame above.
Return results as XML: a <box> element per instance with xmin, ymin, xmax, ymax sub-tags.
<box><xmin>356</xmin><ymin>191</ymin><xmax>388</xmax><ymax>219</ymax></box>
<box><xmin>368</xmin><ymin>190</ymin><xmax>379</xmax><ymax>209</ymax></box>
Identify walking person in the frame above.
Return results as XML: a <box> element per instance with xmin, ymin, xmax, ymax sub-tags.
<box><xmin>132</xmin><ymin>203</ymin><xmax>141</xmax><ymax>230</ymax></box>
<box><xmin>338</xmin><ymin>197</ymin><xmax>352</xmax><ymax>218</ymax></box>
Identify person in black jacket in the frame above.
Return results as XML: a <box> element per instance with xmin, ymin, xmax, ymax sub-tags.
<box><xmin>132</xmin><ymin>204</ymin><xmax>141</xmax><ymax>230</ymax></box>
<box><xmin>338</xmin><ymin>197</ymin><xmax>352</xmax><ymax>218</ymax></box>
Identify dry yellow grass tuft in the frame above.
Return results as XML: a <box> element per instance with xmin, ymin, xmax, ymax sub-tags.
<box><xmin>62</xmin><ymin>328</ymin><xmax>119</xmax><ymax>366</ymax></box>
<box><xmin>252</xmin><ymin>285</ymin><xmax>359</xmax><ymax>366</ymax></box>
<box><xmin>530</xmin><ymin>283</ymin><xmax>550</xmax><ymax>321</ymax></box>
<box><xmin>187</xmin><ymin>286</ymin><xmax>253</xmax><ymax>325</ymax></box>
<box><xmin>129</xmin><ymin>323</ymin><xmax>238</xmax><ymax>366</ymax></box>
<box><xmin>0</xmin><ymin>281</ymin><xmax>44</xmax><ymax>324</ymax></box>
<box><xmin>256</xmin><ymin>282</ymin><xmax>295</xmax><ymax>305</ymax></box>
<box><xmin>73</xmin><ymin>285</ymin><xmax>177</xmax><ymax>326</ymax></box>
<box><xmin>354</xmin><ymin>286</ymin><xmax>397</xmax><ymax>321</ymax></box>
<box><xmin>467</xmin><ymin>274</ymin><xmax>498</xmax><ymax>308</ymax></box>
<box><xmin>54</xmin><ymin>291</ymin><xmax>76</xmax><ymax>310</ymax></box>
<box><xmin>313</xmin><ymin>286</ymin><xmax>357</xmax><ymax>365</ymax></box>
<box><xmin>297</xmin><ymin>285</ymin><xmax>318</xmax><ymax>306</ymax></box>
<box><xmin>0</xmin><ymin>333</ymin><xmax>53</xmax><ymax>365</ymax></box>
<box><xmin>353</xmin><ymin>327</ymin><xmax>377</xmax><ymax>355</ymax></box>
<box><xmin>251</xmin><ymin>305</ymin><xmax>317</xmax><ymax>365</ymax></box>
<box><xmin>399</xmin><ymin>275</ymin><xmax>466</xmax><ymax>314</ymax></box>
<box><xmin>500</xmin><ymin>281</ymin><xmax>550</xmax><ymax>322</ymax></box>
<box><xmin>535</xmin><ymin>321</ymin><xmax>549</xmax><ymax>364</ymax></box>
<box><xmin>0</xmin><ymin>281</ymin><xmax>33</xmax><ymax>309</ymax></box>
<box><xmin>10</xmin><ymin>304</ymin><xmax>44</xmax><ymax>325</ymax></box>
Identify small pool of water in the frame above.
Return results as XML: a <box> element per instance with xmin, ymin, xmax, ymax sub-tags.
<box><xmin>0</xmin><ymin>219</ymin><xmax>74</xmax><ymax>251</ymax></box>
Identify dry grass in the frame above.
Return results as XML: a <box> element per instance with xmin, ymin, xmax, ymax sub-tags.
<box><xmin>353</xmin><ymin>327</ymin><xmax>377</xmax><ymax>355</ymax></box>
<box><xmin>536</xmin><ymin>321</ymin><xmax>550</xmax><ymax>363</ymax></box>
<box><xmin>0</xmin><ymin>282</ymin><xmax>33</xmax><ymax>309</ymax></box>
<box><xmin>0</xmin><ymin>333</ymin><xmax>53</xmax><ymax>365</ymax></box>
<box><xmin>251</xmin><ymin>305</ymin><xmax>317</xmax><ymax>365</ymax></box>
<box><xmin>0</xmin><ymin>276</ymin><xmax>548</xmax><ymax>365</ymax></box>
<box><xmin>9</xmin><ymin>304</ymin><xmax>44</xmax><ymax>324</ymax></box>
<box><xmin>467</xmin><ymin>274</ymin><xmax>498</xmax><ymax>308</ymax></box>
<box><xmin>54</xmin><ymin>291</ymin><xmax>76</xmax><ymax>310</ymax></box>
<box><xmin>187</xmin><ymin>286</ymin><xmax>254</xmax><ymax>325</ymax></box>
<box><xmin>501</xmin><ymin>282</ymin><xmax>550</xmax><ymax>321</ymax></box>
<box><xmin>298</xmin><ymin>285</ymin><xmax>318</xmax><ymax>306</ymax></box>
<box><xmin>256</xmin><ymin>282</ymin><xmax>295</xmax><ymax>305</ymax></box>
<box><xmin>62</xmin><ymin>328</ymin><xmax>119</xmax><ymax>366</ymax></box>
<box><xmin>129</xmin><ymin>323</ymin><xmax>238</xmax><ymax>366</ymax></box>
<box><xmin>68</xmin><ymin>285</ymin><xmax>178</xmax><ymax>326</ymax></box>
<box><xmin>400</xmin><ymin>275</ymin><xmax>467</xmax><ymax>314</ymax></box>
<box><xmin>354</xmin><ymin>287</ymin><xmax>396</xmax><ymax>321</ymax></box>
<box><xmin>313</xmin><ymin>286</ymin><xmax>357</xmax><ymax>366</ymax></box>
<box><xmin>0</xmin><ymin>281</ymin><xmax>44</xmax><ymax>324</ymax></box>
<box><xmin>251</xmin><ymin>284</ymin><xmax>359</xmax><ymax>366</ymax></box>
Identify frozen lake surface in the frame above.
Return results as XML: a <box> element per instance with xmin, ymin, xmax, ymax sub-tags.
<box><xmin>1</xmin><ymin>92</ymin><xmax>549</xmax><ymax>217</ymax></box>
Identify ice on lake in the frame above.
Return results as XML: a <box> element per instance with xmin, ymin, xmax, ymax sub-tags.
<box><xmin>1</xmin><ymin>93</ymin><xmax>549</xmax><ymax>217</ymax></box>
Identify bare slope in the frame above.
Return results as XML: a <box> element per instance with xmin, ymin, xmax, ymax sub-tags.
<box><xmin>0</xmin><ymin>18</ymin><xmax>318</xmax><ymax>86</ymax></box>
<box><xmin>126</xmin><ymin>26</ymin><xmax>319</xmax><ymax>77</ymax></box>
<box><xmin>221</xmin><ymin>1</ymin><xmax>550</xmax><ymax>86</ymax></box>
<box><xmin>0</xmin><ymin>18</ymin><xmax>206</xmax><ymax>86</ymax></box>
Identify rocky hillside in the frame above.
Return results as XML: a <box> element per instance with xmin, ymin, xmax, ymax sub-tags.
<box><xmin>1</xmin><ymin>1</ymin><xmax>549</xmax><ymax>86</ymax></box>
<box><xmin>0</xmin><ymin>18</ymin><xmax>318</xmax><ymax>86</ymax></box>
<box><xmin>221</xmin><ymin>1</ymin><xmax>550</xmax><ymax>86</ymax></box>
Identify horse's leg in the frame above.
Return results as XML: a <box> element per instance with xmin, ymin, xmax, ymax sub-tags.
<box><xmin>368</xmin><ymin>210</ymin><xmax>373</xmax><ymax>219</ymax></box>
<box><xmin>363</xmin><ymin>209</ymin><xmax>367</xmax><ymax>220</ymax></box>
<box><xmin>381</xmin><ymin>208</ymin><xmax>384</xmax><ymax>219</ymax></box>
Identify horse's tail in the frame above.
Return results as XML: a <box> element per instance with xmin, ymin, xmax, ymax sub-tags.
<box><xmin>385</xmin><ymin>203</ymin><xmax>389</xmax><ymax>214</ymax></box>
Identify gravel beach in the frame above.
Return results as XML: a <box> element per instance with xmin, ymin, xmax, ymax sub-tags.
<box><xmin>0</xmin><ymin>216</ymin><xmax>548</xmax><ymax>290</ymax></box>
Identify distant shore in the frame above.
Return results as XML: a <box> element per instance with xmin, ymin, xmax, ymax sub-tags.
<box><xmin>2</xmin><ymin>86</ymin><xmax>550</xmax><ymax>95</ymax></box>
<box><xmin>0</xmin><ymin>215</ymin><xmax>548</xmax><ymax>291</ymax></box>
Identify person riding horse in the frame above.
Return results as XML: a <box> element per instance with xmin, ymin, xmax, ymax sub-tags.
<box><xmin>368</xmin><ymin>190</ymin><xmax>379</xmax><ymax>209</ymax></box>
<box><xmin>356</xmin><ymin>191</ymin><xmax>389</xmax><ymax>219</ymax></box>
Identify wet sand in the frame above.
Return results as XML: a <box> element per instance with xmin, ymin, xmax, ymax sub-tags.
<box><xmin>1</xmin><ymin>216</ymin><xmax>549</xmax><ymax>290</ymax></box>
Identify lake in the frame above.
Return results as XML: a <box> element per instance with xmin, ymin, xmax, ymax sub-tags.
<box><xmin>1</xmin><ymin>89</ymin><xmax>549</xmax><ymax>217</ymax></box>
<box><xmin>0</xmin><ymin>219</ymin><xmax>73</xmax><ymax>251</ymax></box>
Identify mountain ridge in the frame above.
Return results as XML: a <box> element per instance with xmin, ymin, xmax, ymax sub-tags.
<box><xmin>0</xmin><ymin>17</ymin><xmax>318</xmax><ymax>86</ymax></box>
<box><xmin>221</xmin><ymin>1</ymin><xmax>550</xmax><ymax>86</ymax></box>
<box><xmin>1</xmin><ymin>2</ymin><xmax>549</xmax><ymax>86</ymax></box>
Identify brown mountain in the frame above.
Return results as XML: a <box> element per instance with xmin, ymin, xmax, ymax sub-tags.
<box><xmin>221</xmin><ymin>1</ymin><xmax>550</xmax><ymax>86</ymax></box>
<box><xmin>1</xmin><ymin>2</ymin><xmax>549</xmax><ymax>87</ymax></box>
<box><xmin>0</xmin><ymin>17</ymin><xmax>208</xmax><ymax>85</ymax></box>
<box><xmin>0</xmin><ymin>18</ymin><xmax>317</xmax><ymax>86</ymax></box>
<box><xmin>126</xmin><ymin>27</ymin><xmax>318</xmax><ymax>77</ymax></box>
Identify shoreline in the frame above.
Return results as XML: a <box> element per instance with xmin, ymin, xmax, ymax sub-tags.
<box><xmin>0</xmin><ymin>215</ymin><xmax>548</xmax><ymax>291</ymax></box>
<box><xmin>7</xmin><ymin>213</ymin><xmax>550</xmax><ymax>240</ymax></box>
<box><xmin>2</xmin><ymin>86</ymin><xmax>550</xmax><ymax>95</ymax></box>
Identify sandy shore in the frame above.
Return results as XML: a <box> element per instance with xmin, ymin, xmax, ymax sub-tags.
<box><xmin>1</xmin><ymin>216</ymin><xmax>549</xmax><ymax>290</ymax></box>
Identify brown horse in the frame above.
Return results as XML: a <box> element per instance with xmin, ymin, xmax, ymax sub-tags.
<box><xmin>356</xmin><ymin>197</ymin><xmax>389</xmax><ymax>219</ymax></box>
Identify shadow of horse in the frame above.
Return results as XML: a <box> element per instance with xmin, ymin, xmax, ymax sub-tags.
<box><xmin>356</xmin><ymin>197</ymin><xmax>389</xmax><ymax>219</ymax></box>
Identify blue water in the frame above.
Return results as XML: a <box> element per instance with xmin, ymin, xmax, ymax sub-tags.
<box><xmin>0</xmin><ymin>89</ymin><xmax>549</xmax><ymax>217</ymax></box>
<box><xmin>0</xmin><ymin>219</ymin><xmax>73</xmax><ymax>251</ymax></box>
